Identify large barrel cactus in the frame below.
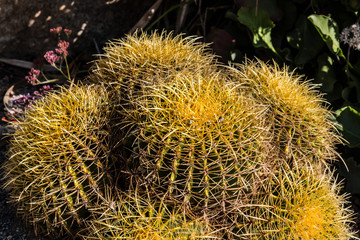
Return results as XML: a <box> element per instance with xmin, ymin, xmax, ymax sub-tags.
<box><xmin>227</xmin><ymin>59</ymin><xmax>341</xmax><ymax>168</ymax></box>
<box><xmin>2</xmin><ymin>84</ymin><xmax>114</xmax><ymax>237</ymax></box>
<box><xmin>116</xmin><ymin>70</ymin><xmax>274</xmax><ymax>224</ymax></box>
<box><xmin>232</xmin><ymin>164</ymin><xmax>356</xmax><ymax>239</ymax></box>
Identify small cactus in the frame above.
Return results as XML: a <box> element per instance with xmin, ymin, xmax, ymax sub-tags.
<box><xmin>232</xmin><ymin>164</ymin><xmax>356</xmax><ymax>239</ymax></box>
<box><xmin>2</xmin><ymin>84</ymin><xmax>114</xmax><ymax>237</ymax></box>
<box><xmin>81</xmin><ymin>188</ymin><xmax>216</xmax><ymax>240</ymax></box>
<box><xmin>227</xmin><ymin>59</ymin><xmax>341</xmax><ymax>168</ymax></box>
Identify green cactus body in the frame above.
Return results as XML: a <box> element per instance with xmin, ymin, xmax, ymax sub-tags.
<box><xmin>120</xmin><ymin>71</ymin><xmax>272</xmax><ymax>222</ymax></box>
<box><xmin>88</xmin><ymin>31</ymin><xmax>219</xmax><ymax>168</ymax></box>
<box><xmin>232</xmin><ymin>165</ymin><xmax>356</xmax><ymax>239</ymax></box>
<box><xmin>227</xmin><ymin>59</ymin><xmax>341</xmax><ymax>168</ymax></box>
<box><xmin>89</xmin><ymin>31</ymin><xmax>216</xmax><ymax>98</ymax></box>
<box><xmin>2</xmin><ymin>84</ymin><xmax>113</xmax><ymax>237</ymax></box>
<box><xmin>82</xmin><ymin>188</ymin><xmax>216</xmax><ymax>240</ymax></box>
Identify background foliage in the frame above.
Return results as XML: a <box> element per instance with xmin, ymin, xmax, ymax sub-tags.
<box><xmin>146</xmin><ymin>0</ymin><xmax>360</xmax><ymax>195</ymax></box>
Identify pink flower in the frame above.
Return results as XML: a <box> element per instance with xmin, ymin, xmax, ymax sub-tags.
<box><xmin>44</xmin><ymin>51</ymin><xmax>60</xmax><ymax>65</ymax></box>
<box><xmin>25</xmin><ymin>68</ymin><xmax>40</xmax><ymax>85</ymax></box>
<box><xmin>50</xmin><ymin>26</ymin><xmax>62</xmax><ymax>34</ymax></box>
<box><xmin>55</xmin><ymin>40</ymin><xmax>70</xmax><ymax>56</ymax></box>
<box><xmin>64</xmin><ymin>29</ymin><xmax>72</xmax><ymax>37</ymax></box>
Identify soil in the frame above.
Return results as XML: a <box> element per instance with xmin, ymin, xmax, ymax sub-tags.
<box><xmin>0</xmin><ymin>0</ymin><xmax>154</xmax><ymax>59</ymax></box>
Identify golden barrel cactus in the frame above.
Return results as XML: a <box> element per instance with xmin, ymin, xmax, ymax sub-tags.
<box><xmin>2</xmin><ymin>84</ymin><xmax>114</xmax><ymax>237</ymax></box>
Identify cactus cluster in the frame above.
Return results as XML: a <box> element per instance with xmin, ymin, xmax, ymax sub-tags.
<box><xmin>1</xmin><ymin>31</ymin><xmax>357</xmax><ymax>239</ymax></box>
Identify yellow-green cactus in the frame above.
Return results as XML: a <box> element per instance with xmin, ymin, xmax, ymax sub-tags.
<box><xmin>119</xmin><ymin>70</ymin><xmax>272</xmax><ymax>222</ymax></box>
<box><xmin>89</xmin><ymin>31</ymin><xmax>216</xmax><ymax>93</ymax></box>
<box><xmin>2</xmin><ymin>84</ymin><xmax>114</xmax><ymax>237</ymax></box>
<box><xmin>232</xmin><ymin>165</ymin><xmax>356</xmax><ymax>239</ymax></box>
<box><xmin>227</xmin><ymin>59</ymin><xmax>341</xmax><ymax>168</ymax></box>
<box><xmin>81</xmin><ymin>188</ymin><xmax>216</xmax><ymax>240</ymax></box>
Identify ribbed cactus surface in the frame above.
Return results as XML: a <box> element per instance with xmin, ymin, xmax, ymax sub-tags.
<box><xmin>2</xmin><ymin>84</ymin><xmax>113</xmax><ymax>237</ymax></box>
<box><xmin>233</xmin><ymin>165</ymin><xmax>356</xmax><ymax>239</ymax></box>
<box><xmin>89</xmin><ymin>31</ymin><xmax>216</xmax><ymax>95</ymax></box>
<box><xmin>82</xmin><ymin>188</ymin><xmax>215</xmax><ymax>240</ymax></box>
<box><xmin>119</xmin><ymin>70</ymin><xmax>273</xmax><ymax>222</ymax></box>
<box><xmin>227</xmin><ymin>59</ymin><xmax>340</xmax><ymax>168</ymax></box>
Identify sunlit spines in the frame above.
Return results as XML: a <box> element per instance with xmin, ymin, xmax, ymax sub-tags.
<box><xmin>80</xmin><ymin>187</ymin><xmax>217</xmax><ymax>240</ymax></box>
<box><xmin>232</xmin><ymin>164</ymin><xmax>357</xmax><ymax>239</ymax></box>
<box><xmin>226</xmin><ymin>58</ymin><xmax>342</xmax><ymax>168</ymax></box>
<box><xmin>89</xmin><ymin>30</ymin><xmax>217</xmax><ymax>90</ymax></box>
<box><xmin>119</xmin><ymin>70</ymin><xmax>273</xmax><ymax>223</ymax></box>
<box><xmin>2</xmin><ymin>84</ymin><xmax>114</xmax><ymax>237</ymax></box>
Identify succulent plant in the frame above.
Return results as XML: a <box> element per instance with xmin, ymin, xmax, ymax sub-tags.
<box><xmin>231</xmin><ymin>164</ymin><xmax>356</xmax><ymax>239</ymax></box>
<box><xmin>118</xmin><ymin>70</ymin><xmax>273</xmax><ymax>223</ymax></box>
<box><xmin>81</xmin><ymin>187</ymin><xmax>216</xmax><ymax>240</ymax></box>
<box><xmin>226</xmin><ymin>59</ymin><xmax>341</xmax><ymax>168</ymax></box>
<box><xmin>2</xmin><ymin>84</ymin><xmax>114</xmax><ymax>237</ymax></box>
<box><xmin>89</xmin><ymin>30</ymin><xmax>216</xmax><ymax>89</ymax></box>
<box><xmin>88</xmin><ymin>31</ymin><xmax>220</xmax><ymax>170</ymax></box>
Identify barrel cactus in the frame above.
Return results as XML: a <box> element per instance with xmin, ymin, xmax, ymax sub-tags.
<box><xmin>1</xmin><ymin>31</ymin><xmax>356</xmax><ymax>240</ymax></box>
<box><xmin>81</xmin><ymin>188</ymin><xmax>216</xmax><ymax>239</ymax></box>
<box><xmin>2</xmin><ymin>84</ymin><xmax>114</xmax><ymax>237</ymax></box>
<box><xmin>88</xmin><ymin>31</ymin><xmax>219</xmax><ymax>163</ymax></box>
<box><xmin>88</xmin><ymin>31</ymin><xmax>217</xmax><ymax>98</ymax></box>
<box><xmin>117</xmin><ymin>70</ymin><xmax>273</xmax><ymax>223</ymax></box>
<box><xmin>232</xmin><ymin>164</ymin><xmax>356</xmax><ymax>239</ymax></box>
<box><xmin>227</xmin><ymin>59</ymin><xmax>341</xmax><ymax>168</ymax></box>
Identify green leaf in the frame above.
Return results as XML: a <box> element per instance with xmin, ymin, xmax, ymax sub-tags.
<box><xmin>237</xmin><ymin>7</ymin><xmax>277</xmax><ymax>54</ymax></box>
<box><xmin>335</xmin><ymin>106</ymin><xmax>360</xmax><ymax>147</ymax></box>
<box><xmin>308</xmin><ymin>14</ymin><xmax>345</xmax><ymax>59</ymax></box>
<box><xmin>286</xmin><ymin>27</ymin><xmax>302</xmax><ymax>49</ymax></box>
<box><xmin>287</xmin><ymin>15</ymin><xmax>324</xmax><ymax>66</ymax></box>
<box><xmin>315</xmin><ymin>53</ymin><xmax>336</xmax><ymax>93</ymax></box>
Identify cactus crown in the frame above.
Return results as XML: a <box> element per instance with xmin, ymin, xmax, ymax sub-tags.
<box><xmin>118</xmin><ymin>70</ymin><xmax>273</xmax><ymax>223</ymax></box>
<box><xmin>89</xmin><ymin>31</ymin><xmax>216</xmax><ymax>88</ymax></box>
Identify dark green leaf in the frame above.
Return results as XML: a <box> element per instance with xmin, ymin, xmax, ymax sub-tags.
<box><xmin>288</xmin><ymin>16</ymin><xmax>324</xmax><ymax>66</ymax></box>
<box><xmin>308</xmin><ymin>14</ymin><xmax>345</xmax><ymax>59</ymax></box>
<box><xmin>335</xmin><ymin>106</ymin><xmax>360</xmax><ymax>148</ymax></box>
<box><xmin>237</xmin><ymin>7</ymin><xmax>277</xmax><ymax>54</ymax></box>
<box><xmin>315</xmin><ymin>53</ymin><xmax>336</xmax><ymax>93</ymax></box>
<box><xmin>287</xmin><ymin>28</ymin><xmax>302</xmax><ymax>49</ymax></box>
